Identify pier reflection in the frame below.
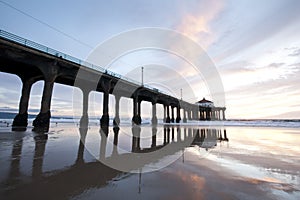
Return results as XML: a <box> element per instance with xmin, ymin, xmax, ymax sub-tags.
<box><xmin>1</xmin><ymin>126</ymin><xmax>229</xmax><ymax>199</ymax></box>
<box><xmin>8</xmin><ymin>138</ymin><xmax>23</xmax><ymax>183</ymax></box>
<box><xmin>191</xmin><ymin>128</ymin><xmax>229</xmax><ymax>151</ymax></box>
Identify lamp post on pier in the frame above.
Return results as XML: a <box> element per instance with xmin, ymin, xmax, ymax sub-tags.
<box><xmin>141</xmin><ymin>66</ymin><xmax>144</xmax><ymax>86</ymax></box>
<box><xmin>180</xmin><ymin>88</ymin><xmax>182</xmax><ymax>100</ymax></box>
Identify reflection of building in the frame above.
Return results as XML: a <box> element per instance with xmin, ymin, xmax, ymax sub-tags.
<box><xmin>191</xmin><ymin>128</ymin><xmax>229</xmax><ymax>151</ymax></box>
<box><xmin>196</xmin><ymin>98</ymin><xmax>226</xmax><ymax>121</ymax></box>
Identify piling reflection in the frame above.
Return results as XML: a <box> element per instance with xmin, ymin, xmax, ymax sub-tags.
<box><xmin>8</xmin><ymin>138</ymin><xmax>23</xmax><ymax>183</ymax></box>
<box><xmin>32</xmin><ymin>134</ymin><xmax>48</xmax><ymax>179</ymax></box>
<box><xmin>98</xmin><ymin>125</ymin><xmax>229</xmax><ymax>173</ymax></box>
<box><xmin>1</xmin><ymin>126</ymin><xmax>229</xmax><ymax>199</ymax></box>
<box><xmin>76</xmin><ymin>127</ymin><xmax>88</xmax><ymax>164</ymax></box>
<box><xmin>191</xmin><ymin>128</ymin><xmax>229</xmax><ymax>151</ymax></box>
<box><xmin>112</xmin><ymin>126</ymin><xmax>120</xmax><ymax>156</ymax></box>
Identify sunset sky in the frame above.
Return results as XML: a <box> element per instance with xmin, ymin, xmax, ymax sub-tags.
<box><xmin>0</xmin><ymin>0</ymin><xmax>300</xmax><ymax>119</ymax></box>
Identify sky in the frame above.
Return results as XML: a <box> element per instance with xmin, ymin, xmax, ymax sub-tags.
<box><xmin>0</xmin><ymin>0</ymin><xmax>300</xmax><ymax>119</ymax></box>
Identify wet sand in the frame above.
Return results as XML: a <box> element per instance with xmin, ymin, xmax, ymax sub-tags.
<box><xmin>0</xmin><ymin>124</ymin><xmax>299</xmax><ymax>200</ymax></box>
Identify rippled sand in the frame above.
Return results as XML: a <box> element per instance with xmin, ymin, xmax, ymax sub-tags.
<box><xmin>0</xmin><ymin>124</ymin><xmax>299</xmax><ymax>200</ymax></box>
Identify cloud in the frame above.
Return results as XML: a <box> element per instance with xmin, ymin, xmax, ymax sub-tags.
<box><xmin>266</xmin><ymin>110</ymin><xmax>300</xmax><ymax>119</ymax></box>
<box><xmin>176</xmin><ymin>0</ymin><xmax>225</xmax><ymax>49</ymax></box>
<box><xmin>288</xmin><ymin>48</ymin><xmax>300</xmax><ymax>57</ymax></box>
<box><xmin>223</xmin><ymin>64</ymin><xmax>300</xmax><ymax>119</ymax></box>
<box><xmin>220</xmin><ymin>61</ymin><xmax>299</xmax><ymax>93</ymax></box>
<box><xmin>211</xmin><ymin>0</ymin><xmax>300</xmax><ymax>62</ymax></box>
<box><xmin>0</xmin><ymin>106</ymin><xmax>40</xmax><ymax>113</ymax></box>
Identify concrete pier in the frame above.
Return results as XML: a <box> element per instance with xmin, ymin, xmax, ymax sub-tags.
<box><xmin>32</xmin><ymin>75</ymin><xmax>56</xmax><ymax>133</ymax></box>
<box><xmin>151</xmin><ymin>102</ymin><xmax>158</xmax><ymax>125</ymax></box>
<box><xmin>100</xmin><ymin>92</ymin><xmax>109</xmax><ymax>127</ymax></box>
<box><xmin>166</xmin><ymin>106</ymin><xmax>171</xmax><ymax>123</ymax></box>
<box><xmin>113</xmin><ymin>96</ymin><xmax>121</xmax><ymax>126</ymax></box>
<box><xmin>132</xmin><ymin>97</ymin><xmax>141</xmax><ymax>125</ymax></box>
<box><xmin>0</xmin><ymin>29</ymin><xmax>226</xmax><ymax>133</ymax></box>
<box><xmin>79</xmin><ymin>89</ymin><xmax>90</xmax><ymax>129</ymax></box>
<box><xmin>171</xmin><ymin>106</ymin><xmax>175</xmax><ymax>123</ymax></box>
<box><xmin>12</xmin><ymin>78</ymin><xmax>35</xmax><ymax>131</ymax></box>
<box><xmin>183</xmin><ymin>109</ymin><xmax>187</xmax><ymax>123</ymax></box>
<box><xmin>176</xmin><ymin>106</ymin><xmax>181</xmax><ymax>123</ymax></box>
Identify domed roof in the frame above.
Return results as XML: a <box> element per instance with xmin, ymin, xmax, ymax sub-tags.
<box><xmin>197</xmin><ymin>98</ymin><xmax>213</xmax><ymax>104</ymax></box>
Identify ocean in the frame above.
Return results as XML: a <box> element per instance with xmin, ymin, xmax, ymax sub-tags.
<box><xmin>0</xmin><ymin>119</ymin><xmax>299</xmax><ymax>199</ymax></box>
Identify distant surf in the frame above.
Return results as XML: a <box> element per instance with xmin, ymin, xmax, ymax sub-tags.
<box><xmin>1</xmin><ymin>117</ymin><xmax>300</xmax><ymax>128</ymax></box>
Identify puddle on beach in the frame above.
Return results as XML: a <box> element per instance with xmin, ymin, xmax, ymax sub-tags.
<box><xmin>0</xmin><ymin>124</ymin><xmax>299</xmax><ymax>199</ymax></box>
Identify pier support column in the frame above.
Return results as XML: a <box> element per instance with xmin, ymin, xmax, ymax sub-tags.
<box><xmin>163</xmin><ymin>105</ymin><xmax>166</xmax><ymax>122</ymax></box>
<box><xmin>193</xmin><ymin>107</ymin><xmax>198</xmax><ymax>120</ymax></box>
<box><xmin>222</xmin><ymin>109</ymin><xmax>226</xmax><ymax>120</ymax></box>
<box><xmin>193</xmin><ymin>109</ymin><xmax>195</xmax><ymax>120</ymax></box>
<box><xmin>183</xmin><ymin>109</ymin><xmax>187</xmax><ymax>123</ymax></box>
<box><xmin>132</xmin><ymin>98</ymin><xmax>137</xmax><ymax>124</ymax></box>
<box><xmin>166</xmin><ymin>105</ymin><xmax>171</xmax><ymax>123</ymax></box>
<box><xmin>100</xmin><ymin>78</ymin><xmax>112</xmax><ymax>131</ymax></box>
<box><xmin>191</xmin><ymin>108</ymin><xmax>194</xmax><ymax>120</ymax></box>
<box><xmin>171</xmin><ymin>106</ymin><xmax>175</xmax><ymax>123</ymax></box>
<box><xmin>199</xmin><ymin>110</ymin><xmax>202</xmax><ymax>120</ymax></box>
<box><xmin>79</xmin><ymin>89</ymin><xmax>90</xmax><ymax>129</ymax></box>
<box><xmin>132</xmin><ymin>97</ymin><xmax>141</xmax><ymax>125</ymax></box>
<box><xmin>188</xmin><ymin>108</ymin><xmax>192</xmax><ymax>120</ymax></box>
<box><xmin>207</xmin><ymin>109</ymin><xmax>211</xmax><ymax>120</ymax></box>
<box><xmin>33</xmin><ymin>75</ymin><xmax>56</xmax><ymax>133</ymax></box>
<box><xmin>151</xmin><ymin>102</ymin><xmax>158</xmax><ymax>125</ymax></box>
<box><xmin>176</xmin><ymin>106</ymin><xmax>181</xmax><ymax>123</ymax></box>
<box><xmin>201</xmin><ymin>110</ymin><xmax>205</xmax><ymax>120</ymax></box>
<box><xmin>12</xmin><ymin>78</ymin><xmax>35</xmax><ymax>131</ymax></box>
<box><xmin>113</xmin><ymin>95</ymin><xmax>121</xmax><ymax>126</ymax></box>
<box><xmin>138</xmin><ymin>99</ymin><xmax>142</xmax><ymax>124</ymax></box>
<box><xmin>100</xmin><ymin>92</ymin><xmax>109</xmax><ymax>127</ymax></box>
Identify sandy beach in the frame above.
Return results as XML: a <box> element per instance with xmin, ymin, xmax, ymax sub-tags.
<box><xmin>0</xmin><ymin>123</ymin><xmax>299</xmax><ymax>200</ymax></box>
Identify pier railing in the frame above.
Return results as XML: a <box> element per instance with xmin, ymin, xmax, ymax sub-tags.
<box><xmin>0</xmin><ymin>29</ymin><xmax>171</xmax><ymax>97</ymax></box>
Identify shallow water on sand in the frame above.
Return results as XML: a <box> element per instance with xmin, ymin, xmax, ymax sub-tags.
<box><xmin>0</xmin><ymin>124</ymin><xmax>299</xmax><ymax>200</ymax></box>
